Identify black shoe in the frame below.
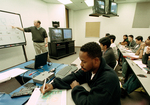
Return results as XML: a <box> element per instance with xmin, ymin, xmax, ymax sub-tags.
<box><xmin>121</xmin><ymin>88</ymin><xmax>128</xmax><ymax>98</ymax></box>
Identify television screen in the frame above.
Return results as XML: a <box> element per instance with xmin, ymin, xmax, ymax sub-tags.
<box><xmin>63</xmin><ymin>28</ymin><xmax>72</xmax><ymax>40</ymax></box>
<box><xmin>110</xmin><ymin>2</ymin><xmax>117</xmax><ymax>14</ymax></box>
<box><xmin>97</xmin><ymin>1</ymin><xmax>104</xmax><ymax>9</ymax></box>
<box><xmin>49</xmin><ymin>28</ymin><xmax>63</xmax><ymax>42</ymax></box>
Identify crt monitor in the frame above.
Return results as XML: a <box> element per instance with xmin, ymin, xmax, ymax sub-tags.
<box><xmin>110</xmin><ymin>2</ymin><xmax>117</xmax><ymax>15</ymax></box>
<box><xmin>63</xmin><ymin>28</ymin><xmax>72</xmax><ymax>41</ymax></box>
<box><xmin>93</xmin><ymin>0</ymin><xmax>105</xmax><ymax>14</ymax></box>
<box><xmin>49</xmin><ymin>28</ymin><xmax>63</xmax><ymax>42</ymax></box>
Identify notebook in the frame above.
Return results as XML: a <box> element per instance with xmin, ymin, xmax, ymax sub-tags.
<box><xmin>25</xmin><ymin>52</ymin><xmax>48</xmax><ymax>69</ymax></box>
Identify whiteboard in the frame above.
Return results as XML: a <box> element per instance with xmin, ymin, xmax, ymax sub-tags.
<box><xmin>0</xmin><ymin>10</ymin><xmax>26</xmax><ymax>49</ymax></box>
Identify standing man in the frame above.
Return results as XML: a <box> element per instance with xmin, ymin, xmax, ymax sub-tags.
<box><xmin>99</xmin><ymin>37</ymin><xmax>116</xmax><ymax>69</ymax></box>
<box><xmin>41</xmin><ymin>42</ymin><xmax>121</xmax><ymax>105</ymax></box>
<box><xmin>12</xmin><ymin>20</ymin><xmax>51</xmax><ymax>62</ymax></box>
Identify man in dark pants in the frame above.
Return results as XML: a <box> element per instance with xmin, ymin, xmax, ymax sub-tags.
<box><xmin>41</xmin><ymin>42</ymin><xmax>121</xmax><ymax>105</ymax></box>
<box><xmin>12</xmin><ymin>20</ymin><xmax>51</xmax><ymax>62</ymax></box>
<box><xmin>99</xmin><ymin>37</ymin><xmax>116</xmax><ymax>69</ymax></box>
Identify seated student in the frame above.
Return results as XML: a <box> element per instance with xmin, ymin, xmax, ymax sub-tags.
<box><xmin>130</xmin><ymin>36</ymin><xmax>143</xmax><ymax>53</ymax></box>
<box><xmin>126</xmin><ymin>35</ymin><xmax>136</xmax><ymax>49</ymax></box>
<box><xmin>108</xmin><ymin>35</ymin><xmax>118</xmax><ymax>60</ymax></box>
<box><xmin>121</xmin><ymin>37</ymin><xmax>150</xmax><ymax>98</ymax></box>
<box><xmin>99</xmin><ymin>37</ymin><xmax>116</xmax><ymax>69</ymax></box>
<box><xmin>40</xmin><ymin>42</ymin><xmax>121</xmax><ymax>105</ymax></box>
<box><xmin>119</xmin><ymin>34</ymin><xmax>129</xmax><ymax>46</ymax></box>
<box><xmin>121</xmin><ymin>36</ymin><xmax>143</xmax><ymax>77</ymax></box>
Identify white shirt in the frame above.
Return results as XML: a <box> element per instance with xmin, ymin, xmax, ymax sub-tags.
<box><xmin>110</xmin><ymin>43</ymin><xmax>118</xmax><ymax>60</ymax></box>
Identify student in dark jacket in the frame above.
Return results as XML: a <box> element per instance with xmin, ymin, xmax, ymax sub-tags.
<box><xmin>126</xmin><ymin>35</ymin><xmax>136</xmax><ymax>49</ymax></box>
<box><xmin>99</xmin><ymin>37</ymin><xmax>116</xmax><ymax>69</ymax></box>
<box><xmin>41</xmin><ymin>42</ymin><xmax>121</xmax><ymax>105</ymax></box>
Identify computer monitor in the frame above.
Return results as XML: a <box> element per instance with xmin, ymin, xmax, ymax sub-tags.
<box><xmin>62</xmin><ymin>28</ymin><xmax>72</xmax><ymax>41</ymax></box>
<box><xmin>49</xmin><ymin>28</ymin><xmax>63</xmax><ymax>42</ymax></box>
<box><xmin>110</xmin><ymin>2</ymin><xmax>117</xmax><ymax>15</ymax></box>
<box><xmin>94</xmin><ymin>0</ymin><xmax>105</xmax><ymax>14</ymax></box>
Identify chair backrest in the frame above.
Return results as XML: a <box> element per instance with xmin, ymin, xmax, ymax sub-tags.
<box><xmin>114</xmin><ymin>60</ymin><xmax>118</xmax><ymax>70</ymax></box>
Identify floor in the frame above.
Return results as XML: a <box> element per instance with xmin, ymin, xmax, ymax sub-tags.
<box><xmin>50</xmin><ymin>47</ymin><xmax>150</xmax><ymax>105</ymax></box>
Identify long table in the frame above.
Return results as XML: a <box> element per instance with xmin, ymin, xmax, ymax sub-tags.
<box><xmin>118</xmin><ymin>45</ymin><xmax>150</xmax><ymax>96</ymax></box>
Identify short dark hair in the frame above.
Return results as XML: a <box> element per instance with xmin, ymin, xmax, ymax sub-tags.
<box><xmin>37</xmin><ymin>20</ymin><xmax>41</xmax><ymax>24</ymax></box>
<box><xmin>135</xmin><ymin>36</ymin><xmax>143</xmax><ymax>41</ymax></box>
<box><xmin>108</xmin><ymin>35</ymin><xmax>116</xmax><ymax>43</ymax></box>
<box><xmin>80</xmin><ymin>42</ymin><xmax>102</xmax><ymax>60</ymax></box>
<box><xmin>106</xmin><ymin>33</ymin><xmax>110</xmax><ymax>37</ymax></box>
<box><xmin>148</xmin><ymin>36</ymin><xmax>150</xmax><ymax>40</ymax></box>
<box><xmin>124</xmin><ymin>35</ymin><xmax>128</xmax><ymax>37</ymax></box>
<box><xmin>99</xmin><ymin>37</ymin><xmax>111</xmax><ymax>48</ymax></box>
<box><xmin>129</xmin><ymin>35</ymin><xmax>134</xmax><ymax>39</ymax></box>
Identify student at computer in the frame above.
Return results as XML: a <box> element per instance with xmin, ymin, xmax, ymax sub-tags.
<box><xmin>108</xmin><ymin>35</ymin><xmax>118</xmax><ymax>60</ymax></box>
<box><xmin>99</xmin><ymin>37</ymin><xmax>116</xmax><ymax>69</ymax></box>
<box><xmin>41</xmin><ymin>42</ymin><xmax>121</xmax><ymax>105</ymax></box>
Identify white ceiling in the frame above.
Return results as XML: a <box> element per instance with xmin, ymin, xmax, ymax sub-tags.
<box><xmin>42</xmin><ymin>0</ymin><xmax>150</xmax><ymax>10</ymax></box>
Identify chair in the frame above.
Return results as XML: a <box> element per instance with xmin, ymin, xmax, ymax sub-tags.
<box><xmin>114</xmin><ymin>60</ymin><xmax>118</xmax><ymax>70</ymax></box>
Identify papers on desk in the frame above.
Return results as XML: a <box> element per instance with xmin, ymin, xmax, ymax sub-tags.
<box><xmin>0</xmin><ymin>68</ymin><xmax>28</xmax><ymax>83</ymax></box>
<box><xmin>133</xmin><ymin>60</ymin><xmax>148</xmax><ymax>73</ymax></box>
<box><xmin>26</xmin><ymin>88</ymin><xmax>66</xmax><ymax>105</ymax></box>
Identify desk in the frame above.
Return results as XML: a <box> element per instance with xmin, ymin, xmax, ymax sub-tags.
<box><xmin>1</xmin><ymin>58</ymin><xmax>83</xmax><ymax>105</ymax></box>
<box><xmin>118</xmin><ymin>45</ymin><xmax>150</xmax><ymax>96</ymax></box>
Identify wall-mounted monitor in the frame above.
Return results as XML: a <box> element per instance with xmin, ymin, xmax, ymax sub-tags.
<box><xmin>110</xmin><ymin>2</ymin><xmax>118</xmax><ymax>15</ymax></box>
<box><xmin>49</xmin><ymin>28</ymin><xmax>63</xmax><ymax>42</ymax></box>
<box><xmin>94</xmin><ymin>0</ymin><xmax>105</xmax><ymax>14</ymax></box>
<box><xmin>62</xmin><ymin>28</ymin><xmax>72</xmax><ymax>41</ymax></box>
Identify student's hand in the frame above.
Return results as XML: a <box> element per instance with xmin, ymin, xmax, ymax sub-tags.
<box><xmin>40</xmin><ymin>84</ymin><xmax>53</xmax><ymax>94</ymax></box>
<box><xmin>146</xmin><ymin>47</ymin><xmax>150</xmax><ymax>54</ymax></box>
<box><xmin>140</xmin><ymin>43</ymin><xmax>146</xmax><ymax>49</ymax></box>
<box><xmin>70</xmin><ymin>80</ymin><xmax>80</xmax><ymax>89</ymax></box>
<box><xmin>45</xmin><ymin>43</ymin><xmax>48</xmax><ymax>47</ymax></box>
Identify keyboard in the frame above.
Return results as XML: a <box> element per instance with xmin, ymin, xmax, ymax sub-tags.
<box><xmin>55</xmin><ymin>66</ymin><xmax>78</xmax><ymax>78</ymax></box>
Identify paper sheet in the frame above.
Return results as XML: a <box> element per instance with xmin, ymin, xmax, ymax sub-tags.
<box><xmin>26</xmin><ymin>88</ymin><xmax>67</xmax><ymax>105</ymax></box>
<box><xmin>0</xmin><ymin>68</ymin><xmax>28</xmax><ymax>83</ymax></box>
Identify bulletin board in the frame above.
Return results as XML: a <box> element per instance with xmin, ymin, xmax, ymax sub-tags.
<box><xmin>85</xmin><ymin>22</ymin><xmax>100</xmax><ymax>37</ymax></box>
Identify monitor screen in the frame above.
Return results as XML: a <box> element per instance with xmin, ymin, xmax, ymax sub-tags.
<box><xmin>49</xmin><ymin>28</ymin><xmax>63</xmax><ymax>42</ymax></box>
<box><xmin>63</xmin><ymin>29</ymin><xmax>72</xmax><ymax>40</ymax></box>
<box><xmin>111</xmin><ymin>2</ymin><xmax>117</xmax><ymax>14</ymax></box>
<box><xmin>97</xmin><ymin>1</ymin><xmax>104</xmax><ymax>9</ymax></box>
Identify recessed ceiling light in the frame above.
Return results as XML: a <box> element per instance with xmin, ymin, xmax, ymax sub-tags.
<box><xmin>85</xmin><ymin>0</ymin><xmax>94</xmax><ymax>7</ymax></box>
<box><xmin>58</xmin><ymin>0</ymin><xmax>73</xmax><ymax>4</ymax></box>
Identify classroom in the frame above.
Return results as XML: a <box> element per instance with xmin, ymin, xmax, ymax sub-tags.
<box><xmin>0</xmin><ymin>0</ymin><xmax>150</xmax><ymax>105</ymax></box>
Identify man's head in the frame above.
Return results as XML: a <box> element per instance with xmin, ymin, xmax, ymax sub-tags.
<box><xmin>108</xmin><ymin>35</ymin><xmax>116</xmax><ymax>43</ymax></box>
<box><xmin>145</xmin><ymin>36</ymin><xmax>150</xmax><ymax>46</ymax></box>
<box><xmin>79</xmin><ymin>42</ymin><xmax>102</xmax><ymax>73</ymax></box>
<box><xmin>99</xmin><ymin>37</ymin><xmax>111</xmax><ymax>51</ymax></box>
<box><xmin>123</xmin><ymin>35</ymin><xmax>128</xmax><ymax>40</ymax></box>
<box><xmin>105</xmin><ymin>33</ymin><xmax>110</xmax><ymax>37</ymax></box>
<box><xmin>34</xmin><ymin>20</ymin><xmax>41</xmax><ymax>28</ymax></box>
<box><xmin>128</xmin><ymin>35</ymin><xmax>134</xmax><ymax>42</ymax></box>
<box><xmin>135</xmin><ymin>36</ymin><xmax>143</xmax><ymax>44</ymax></box>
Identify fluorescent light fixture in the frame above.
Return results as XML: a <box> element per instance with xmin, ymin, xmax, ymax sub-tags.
<box><xmin>85</xmin><ymin>0</ymin><xmax>94</xmax><ymax>7</ymax></box>
<box><xmin>58</xmin><ymin>0</ymin><xmax>72</xmax><ymax>4</ymax></box>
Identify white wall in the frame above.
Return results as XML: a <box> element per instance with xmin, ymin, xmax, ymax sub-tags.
<box><xmin>0</xmin><ymin>0</ymin><xmax>66</xmax><ymax>71</ymax></box>
<box><xmin>69</xmin><ymin>3</ymin><xmax>150</xmax><ymax>46</ymax></box>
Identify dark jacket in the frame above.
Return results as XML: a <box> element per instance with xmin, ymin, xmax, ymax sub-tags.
<box><xmin>52</xmin><ymin>58</ymin><xmax>121</xmax><ymax>105</ymax></box>
<box><xmin>131</xmin><ymin>43</ymin><xmax>141</xmax><ymax>53</ymax></box>
<box><xmin>142</xmin><ymin>53</ymin><xmax>150</xmax><ymax>68</ymax></box>
<box><xmin>102</xmin><ymin>47</ymin><xmax>116</xmax><ymax>69</ymax></box>
<box><xmin>127</xmin><ymin>40</ymin><xmax>136</xmax><ymax>49</ymax></box>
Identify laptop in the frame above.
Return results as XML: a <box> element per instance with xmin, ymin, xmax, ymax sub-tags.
<box><xmin>25</xmin><ymin>52</ymin><xmax>48</xmax><ymax>69</ymax></box>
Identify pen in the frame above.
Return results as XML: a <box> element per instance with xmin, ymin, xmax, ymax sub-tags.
<box><xmin>43</xmin><ymin>79</ymin><xmax>46</xmax><ymax>94</ymax></box>
<box><xmin>29</xmin><ymin>71</ymin><xmax>37</xmax><ymax>76</ymax></box>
